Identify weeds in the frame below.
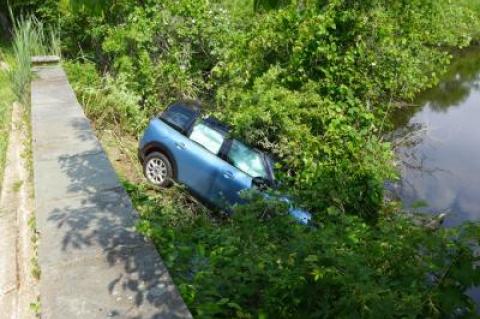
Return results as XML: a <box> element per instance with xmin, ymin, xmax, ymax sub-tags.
<box><xmin>12</xmin><ymin>180</ymin><xmax>23</xmax><ymax>192</ymax></box>
<box><xmin>29</xmin><ymin>297</ymin><xmax>41</xmax><ymax>318</ymax></box>
<box><xmin>28</xmin><ymin>214</ymin><xmax>41</xmax><ymax>280</ymax></box>
<box><xmin>9</xmin><ymin>11</ymin><xmax>60</xmax><ymax>103</ymax></box>
<box><xmin>65</xmin><ymin>61</ymin><xmax>146</xmax><ymax>135</ymax></box>
<box><xmin>0</xmin><ymin>42</ymin><xmax>14</xmax><ymax>194</ymax></box>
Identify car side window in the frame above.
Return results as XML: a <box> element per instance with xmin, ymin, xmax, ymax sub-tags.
<box><xmin>227</xmin><ymin>140</ymin><xmax>267</xmax><ymax>178</ymax></box>
<box><xmin>189</xmin><ymin>121</ymin><xmax>225</xmax><ymax>154</ymax></box>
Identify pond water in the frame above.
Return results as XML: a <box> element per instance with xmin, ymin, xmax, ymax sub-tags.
<box><xmin>390</xmin><ymin>47</ymin><xmax>480</xmax><ymax>226</ymax></box>
<box><xmin>389</xmin><ymin>46</ymin><xmax>480</xmax><ymax>306</ymax></box>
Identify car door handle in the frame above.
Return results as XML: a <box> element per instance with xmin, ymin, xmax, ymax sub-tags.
<box><xmin>175</xmin><ymin>142</ymin><xmax>186</xmax><ymax>150</ymax></box>
<box><xmin>223</xmin><ymin>171</ymin><xmax>233</xmax><ymax>179</ymax></box>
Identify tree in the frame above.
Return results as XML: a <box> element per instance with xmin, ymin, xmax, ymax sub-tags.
<box><xmin>254</xmin><ymin>0</ymin><xmax>291</xmax><ymax>11</ymax></box>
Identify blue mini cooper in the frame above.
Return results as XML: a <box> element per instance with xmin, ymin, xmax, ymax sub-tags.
<box><xmin>138</xmin><ymin>101</ymin><xmax>311</xmax><ymax>224</ymax></box>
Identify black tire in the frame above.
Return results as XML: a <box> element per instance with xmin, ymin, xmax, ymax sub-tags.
<box><xmin>143</xmin><ymin>152</ymin><xmax>173</xmax><ymax>187</ymax></box>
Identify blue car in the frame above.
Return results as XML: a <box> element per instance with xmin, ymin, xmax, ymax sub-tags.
<box><xmin>138</xmin><ymin>101</ymin><xmax>311</xmax><ymax>224</ymax></box>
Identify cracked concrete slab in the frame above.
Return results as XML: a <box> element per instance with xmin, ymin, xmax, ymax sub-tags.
<box><xmin>32</xmin><ymin>65</ymin><xmax>192</xmax><ymax>319</ymax></box>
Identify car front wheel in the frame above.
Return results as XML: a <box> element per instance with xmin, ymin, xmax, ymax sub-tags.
<box><xmin>143</xmin><ymin>152</ymin><xmax>173</xmax><ymax>187</ymax></box>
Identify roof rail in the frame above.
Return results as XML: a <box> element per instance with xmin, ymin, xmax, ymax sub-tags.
<box><xmin>204</xmin><ymin>116</ymin><xmax>230</xmax><ymax>133</ymax></box>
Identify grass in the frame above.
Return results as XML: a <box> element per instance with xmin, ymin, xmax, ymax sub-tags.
<box><xmin>29</xmin><ymin>296</ymin><xmax>41</xmax><ymax>318</ymax></box>
<box><xmin>12</xmin><ymin>180</ymin><xmax>23</xmax><ymax>192</ymax></box>
<box><xmin>9</xmin><ymin>13</ymin><xmax>60</xmax><ymax>103</ymax></box>
<box><xmin>0</xmin><ymin>41</ymin><xmax>14</xmax><ymax>194</ymax></box>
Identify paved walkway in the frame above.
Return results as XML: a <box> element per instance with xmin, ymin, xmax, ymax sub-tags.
<box><xmin>31</xmin><ymin>65</ymin><xmax>192</xmax><ymax>319</ymax></box>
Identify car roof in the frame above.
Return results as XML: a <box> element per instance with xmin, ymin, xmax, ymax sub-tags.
<box><xmin>203</xmin><ymin>116</ymin><xmax>230</xmax><ymax>134</ymax></box>
<box><xmin>167</xmin><ymin>101</ymin><xmax>262</xmax><ymax>152</ymax></box>
<box><xmin>168</xmin><ymin>101</ymin><xmax>201</xmax><ymax>114</ymax></box>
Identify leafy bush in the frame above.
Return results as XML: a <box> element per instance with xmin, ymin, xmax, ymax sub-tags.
<box><xmin>60</xmin><ymin>0</ymin><xmax>480</xmax><ymax>220</ymax></box>
<box><xmin>213</xmin><ymin>0</ymin><xmax>479</xmax><ymax>220</ymax></box>
<box><xmin>129</xmin><ymin>181</ymin><xmax>480</xmax><ymax>318</ymax></box>
<box><xmin>52</xmin><ymin>0</ymin><xmax>480</xmax><ymax>317</ymax></box>
<box><xmin>60</xmin><ymin>0</ymin><xmax>233</xmax><ymax>114</ymax></box>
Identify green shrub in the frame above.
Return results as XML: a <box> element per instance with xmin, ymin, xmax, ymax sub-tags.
<box><xmin>59</xmin><ymin>0</ymin><xmax>480</xmax><ymax>222</ymax></box>
<box><xmin>65</xmin><ymin>61</ymin><xmax>146</xmax><ymax>135</ymax></box>
<box><xmin>129</xmin><ymin>181</ymin><xmax>480</xmax><ymax>318</ymax></box>
<box><xmin>37</xmin><ymin>0</ymin><xmax>480</xmax><ymax>317</ymax></box>
<box><xmin>213</xmin><ymin>0</ymin><xmax>480</xmax><ymax>220</ymax></box>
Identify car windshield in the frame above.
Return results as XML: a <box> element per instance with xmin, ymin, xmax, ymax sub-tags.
<box><xmin>189</xmin><ymin>121</ymin><xmax>225</xmax><ymax>154</ymax></box>
<box><xmin>161</xmin><ymin>104</ymin><xmax>196</xmax><ymax>132</ymax></box>
<box><xmin>227</xmin><ymin>140</ymin><xmax>267</xmax><ymax>178</ymax></box>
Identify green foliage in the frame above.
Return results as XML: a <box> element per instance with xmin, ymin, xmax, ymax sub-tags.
<box><xmin>65</xmin><ymin>61</ymin><xmax>146</xmax><ymax>134</ymax></box>
<box><xmin>9</xmin><ymin>13</ymin><xmax>60</xmax><ymax>102</ymax></box>
<box><xmin>32</xmin><ymin>0</ymin><xmax>480</xmax><ymax>317</ymax></box>
<box><xmin>129</xmin><ymin>181</ymin><xmax>480</xmax><ymax>318</ymax></box>
<box><xmin>213</xmin><ymin>0</ymin><xmax>480</xmax><ymax>220</ymax></box>
<box><xmin>61</xmin><ymin>0</ymin><xmax>233</xmax><ymax>114</ymax></box>
<box><xmin>59</xmin><ymin>0</ymin><xmax>480</xmax><ymax>220</ymax></box>
<box><xmin>3</xmin><ymin>0</ymin><xmax>61</xmax><ymax>27</ymax></box>
<box><xmin>0</xmin><ymin>43</ymin><xmax>14</xmax><ymax>193</ymax></box>
<box><xmin>254</xmin><ymin>0</ymin><xmax>291</xmax><ymax>11</ymax></box>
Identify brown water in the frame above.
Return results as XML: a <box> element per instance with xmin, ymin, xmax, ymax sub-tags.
<box><xmin>389</xmin><ymin>46</ymin><xmax>480</xmax><ymax>306</ymax></box>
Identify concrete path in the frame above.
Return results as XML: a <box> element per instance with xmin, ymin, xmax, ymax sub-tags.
<box><xmin>31</xmin><ymin>65</ymin><xmax>192</xmax><ymax>319</ymax></box>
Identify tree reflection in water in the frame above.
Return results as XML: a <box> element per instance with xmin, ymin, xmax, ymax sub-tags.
<box><xmin>387</xmin><ymin>46</ymin><xmax>480</xmax><ymax>227</ymax></box>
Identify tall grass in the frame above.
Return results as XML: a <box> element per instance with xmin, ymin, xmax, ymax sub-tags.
<box><xmin>9</xmin><ymin>11</ymin><xmax>60</xmax><ymax>102</ymax></box>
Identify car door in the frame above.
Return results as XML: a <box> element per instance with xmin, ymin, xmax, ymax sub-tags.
<box><xmin>211</xmin><ymin>139</ymin><xmax>269</xmax><ymax>208</ymax></box>
<box><xmin>174</xmin><ymin>120</ymin><xmax>227</xmax><ymax>202</ymax></box>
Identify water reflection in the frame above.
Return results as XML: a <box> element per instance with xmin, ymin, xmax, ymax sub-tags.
<box><xmin>418</xmin><ymin>52</ymin><xmax>480</xmax><ymax>111</ymax></box>
<box><xmin>389</xmin><ymin>46</ymin><xmax>480</xmax><ymax>309</ymax></box>
<box><xmin>391</xmin><ymin>47</ymin><xmax>480</xmax><ymax>128</ymax></box>
<box><xmin>390</xmin><ymin>46</ymin><xmax>480</xmax><ymax>227</ymax></box>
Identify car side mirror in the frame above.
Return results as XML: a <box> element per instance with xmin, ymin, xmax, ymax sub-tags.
<box><xmin>252</xmin><ymin>177</ymin><xmax>272</xmax><ymax>190</ymax></box>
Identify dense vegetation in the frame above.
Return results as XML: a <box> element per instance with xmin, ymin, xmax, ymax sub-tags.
<box><xmin>10</xmin><ymin>0</ymin><xmax>480</xmax><ymax>317</ymax></box>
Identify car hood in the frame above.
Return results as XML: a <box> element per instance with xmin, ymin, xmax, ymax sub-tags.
<box><xmin>288</xmin><ymin>207</ymin><xmax>312</xmax><ymax>225</ymax></box>
<box><xmin>272</xmin><ymin>194</ymin><xmax>312</xmax><ymax>225</ymax></box>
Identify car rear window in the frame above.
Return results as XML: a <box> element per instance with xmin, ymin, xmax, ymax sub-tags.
<box><xmin>189</xmin><ymin>121</ymin><xmax>225</xmax><ymax>154</ymax></box>
<box><xmin>161</xmin><ymin>104</ymin><xmax>197</xmax><ymax>132</ymax></box>
<box><xmin>227</xmin><ymin>140</ymin><xmax>267</xmax><ymax>178</ymax></box>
